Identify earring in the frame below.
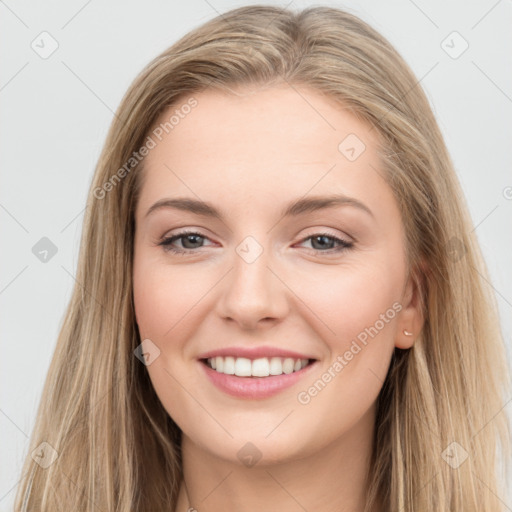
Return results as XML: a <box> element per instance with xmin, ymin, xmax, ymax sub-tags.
<box><xmin>403</xmin><ymin>330</ymin><xmax>413</xmax><ymax>336</ymax></box>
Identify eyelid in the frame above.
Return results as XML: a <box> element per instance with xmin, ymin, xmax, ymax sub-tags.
<box><xmin>294</xmin><ymin>231</ymin><xmax>354</xmax><ymax>253</ymax></box>
<box><xmin>157</xmin><ymin>229</ymin><xmax>215</xmax><ymax>250</ymax></box>
<box><xmin>297</xmin><ymin>226</ymin><xmax>354</xmax><ymax>243</ymax></box>
<box><xmin>157</xmin><ymin>228</ymin><xmax>354</xmax><ymax>256</ymax></box>
<box><xmin>159</xmin><ymin>226</ymin><xmax>353</xmax><ymax>243</ymax></box>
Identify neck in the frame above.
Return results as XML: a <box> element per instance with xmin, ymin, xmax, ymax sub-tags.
<box><xmin>173</xmin><ymin>404</ymin><xmax>381</xmax><ymax>512</ymax></box>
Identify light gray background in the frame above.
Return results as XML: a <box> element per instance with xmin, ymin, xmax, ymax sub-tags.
<box><xmin>1</xmin><ymin>1</ymin><xmax>511</xmax><ymax>509</ymax></box>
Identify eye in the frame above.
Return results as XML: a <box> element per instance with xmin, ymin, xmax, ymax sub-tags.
<box><xmin>158</xmin><ymin>230</ymin><xmax>213</xmax><ymax>254</ymax></box>
<box><xmin>296</xmin><ymin>232</ymin><xmax>354</xmax><ymax>254</ymax></box>
<box><xmin>157</xmin><ymin>230</ymin><xmax>354</xmax><ymax>256</ymax></box>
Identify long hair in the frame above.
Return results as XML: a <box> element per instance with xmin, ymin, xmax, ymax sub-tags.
<box><xmin>15</xmin><ymin>5</ymin><xmax>511</xmax><ymax>511</ymax></box>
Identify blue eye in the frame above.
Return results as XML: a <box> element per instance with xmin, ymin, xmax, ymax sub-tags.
<box><xmin>158</xmin><ymin>231</ymin><xmax>353</xmax><ymax>255</ymax></box>
<box><xmin>299</xmin><ymin>233</ymin><xmax>353</xmax><ymax>253</ymax></box>
<box><xmin>158</xmin><ymin>231</ymin><xmax>210</xmax><ymax>254</ymax></box>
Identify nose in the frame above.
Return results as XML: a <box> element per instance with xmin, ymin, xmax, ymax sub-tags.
<box><xmin>216</xmin><ymin>243</ymin><xmax>289</xmax><ymax>330</ymax></box>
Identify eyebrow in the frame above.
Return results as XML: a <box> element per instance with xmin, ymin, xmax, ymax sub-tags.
<box><xmin>145</xmin><ymin>194</ymin><xmax>374</xmax><ymax>221</ymax></box>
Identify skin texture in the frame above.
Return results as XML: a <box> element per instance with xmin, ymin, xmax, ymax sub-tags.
<box><xmin>133</xmin><ymin>84</ymin><xmax>424</xmax><ymax>512</ymax></box>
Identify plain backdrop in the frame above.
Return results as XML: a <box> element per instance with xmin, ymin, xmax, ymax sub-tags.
<box><xmin>1</xmin><ymin>0</ymin><xmax>511</xmax><ymax>509</ymax></box>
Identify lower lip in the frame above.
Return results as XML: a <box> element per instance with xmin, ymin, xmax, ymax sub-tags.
<box><xmin>199</xmin><ymin>359</ymin><xmax>318</xmax><ymax>399</ymax></box>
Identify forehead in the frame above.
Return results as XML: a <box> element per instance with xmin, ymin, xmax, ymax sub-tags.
<box><xmin>149</xmin><ymin>83</ymin><xmax>380</xmax><ymax>161</ymax></box>
<box><xmin>137</xmin><ymin>84</ymin><xmax>393</xmax><ymax>220</ymax></box>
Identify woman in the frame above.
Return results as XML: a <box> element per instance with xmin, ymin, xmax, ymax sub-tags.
<box><xmin>15</xmin><ymin>5</ymin><xmax>511</xmax><ymax>511</ymax></box>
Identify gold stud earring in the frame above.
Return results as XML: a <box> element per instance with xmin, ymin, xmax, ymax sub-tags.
<box><xmin>403</xmin><ymin>330</ymin><xmax>413</xmax><ymax>336</ymax></box>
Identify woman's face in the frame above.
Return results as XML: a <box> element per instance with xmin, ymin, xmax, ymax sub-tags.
<box><xmin>133</xmin><ymin>84</ymin><xmax>422</xmax><ymax>465</ymax></box>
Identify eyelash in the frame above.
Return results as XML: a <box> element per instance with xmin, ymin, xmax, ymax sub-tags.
<box><xmin>157</xmin><ymin>230</ymin><xmax>354</xmax><ymax>256</ymax></box>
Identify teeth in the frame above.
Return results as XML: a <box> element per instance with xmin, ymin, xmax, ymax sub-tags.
<box><xmin>223</xmin><ymin>356</ymin><xmax>235</xmax><ymax>375</ymax></box>
<box><xmin>234</xmin><ymin>357</ymin><xmax>252</xmax><ymax>377</ymax></box>
<box><xmin>205</xmin><ymin>356</ymin><xmax>310</xmax><ymax>377</ymax></box>
<box><xmin>269</xmin><ymin>357</ymin><xmax>282</xmax><ymax>375</ymax></box>
<box><xmin>251</xmin><ymin>358</ymin><xmax>270</xmax><ymax>377</ymax></box>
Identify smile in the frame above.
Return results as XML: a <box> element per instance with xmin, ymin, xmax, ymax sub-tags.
<box><xmin>199</xmin><ymin>356</ymin><xmax>318</xmax><ymax>399</ymax></box>
<box><xmin>203</xmin><ymin>356</ymin><xmax>311</xmax><ymax>377</ymax></box>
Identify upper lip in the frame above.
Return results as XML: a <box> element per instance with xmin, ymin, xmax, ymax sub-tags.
<box><xmin>198</xmin><ymin>346</ymin><xmax>317</xmax><ymax>361</ymax></box>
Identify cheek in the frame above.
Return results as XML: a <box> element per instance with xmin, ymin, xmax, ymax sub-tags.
<box><xmin>133</xmin><ymin>265</ymin><xmax>171</xmax><ymax>340</ymax></box>
<box><xmin>132</xmin><ymin>252</ymin><xmax>210</xmax><ymax>427</ymax></box>
<box><xmin>293</xmin><ymin>259</ymin><xmax>402</xmax><ymax>354</ymax></box>
<box><xmin>289</xmin><ymin>264</ymin><xmax>401</xmax><ymax>441</ymax></box>
<box><xmin>133</xmin><ymin>251</ymin><xmax>206</xmax><ymax>341</ymax></box>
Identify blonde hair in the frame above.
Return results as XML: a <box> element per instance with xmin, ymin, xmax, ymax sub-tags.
<box><xmin>15</xmin><ymin>5</ymin><xmax>511</xmax><ymax>511</ymax></box>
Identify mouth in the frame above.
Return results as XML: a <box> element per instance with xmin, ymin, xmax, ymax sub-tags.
<box><xmin>200</xmin><ymin>356</ymin><xmax>316</xmax><ymax>378</ymax></box>
<box><xmin>198</xmin><ymin>355</ymin><xmax>319</xmax><ymax>400</ymax></box>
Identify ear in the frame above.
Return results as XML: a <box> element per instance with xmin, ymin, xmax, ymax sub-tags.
<box><xmin>396</xmin><ymin>261</ymin><xmax>427</xmax><ymax>349</ymax></box>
